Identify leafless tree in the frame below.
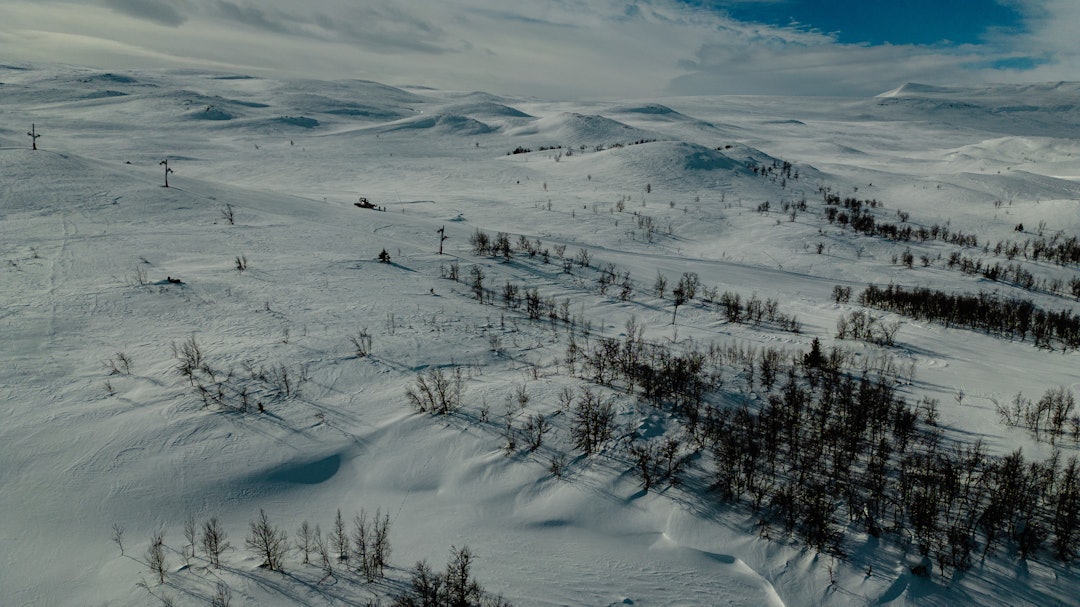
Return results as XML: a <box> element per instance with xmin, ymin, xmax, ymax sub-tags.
<box><xmin>671</xmin><ymin>284</ymin><xmax>686</xmax><ymax>325</ymax></box>
<box><xmin>173</xmin><ymin>336</ymin><xmax>206</xmax><ymax>385</ymax></box>
<box><xmin>295</xmin><ymin>520</ymin><xmax>314</xmax><ymax>565</ymax></box>
<box><xmin>571</xmin><ymin>388</ymin><xmax>616</xmax><ymax>455</ymax></box>
<box><xmin>352</xmin><ymin>510</ymin><xmax>370</xmax><ymax>578</ymax></box>
<box><xmin>106</xmin><ymin>351</ymin><xmax>133</xmax><ymax>375</ymax></box>
<box><xmin>246</xmin><ymin>509</ymin><xmax>289</xmax><ymax>571</ymax></box>
<box><xmin>111</xmin><ymin>522</ymin><xmax>125</xmax><ymax>556</ymax></box>
<box><xmin>201</xmin><ymin>517</ymin><xmax>231</xmax><ymax>568</ymax></box>
<box><xmin>522</xmin><ymin>414</ymin><xmax>550</xmax><ymax>451</ymax></box>
<box><xmin>394</xmin><ymin>560</ymin><xmax>442</xmax><ymax>606</ymax></box>
<box><xmin>444</xmin><ymin>545</ymin><xmax>484</xmax><ymax>606</ymax></box>
<box><xmin>350</xmin><ymin>329</ymin><xmax>372</xmax><ymax>357</ymax></box>
<box><xmin>313</xmin><ymin>525</ymin><xmax>333</xmax><ymax>581</ymax></box>
<box><xmin>329</xmin><ymin>508</ymin><xmax>351</xmax><ymax>566</ymax></box>
<box><xmin>405</xmin><ymin>367</ymin><xmax>465</xmax><ymax>414</ymax></box>
<box><xmin>575</xmin><ymin>248</ymin><xmax>591</xmax><ymax>268</ymax></box>
<box><xmin>183</xmin><ymin>514</ymin><xmax>197</xmax><ymax>564</ymax></box>
<box><xmin>372</xmin><ymin>508</ymin><xmax>392</xmax><ymax>579</ymax></box>
<box><xmin>146</xmin><ymin>530</ymin><xmax>168</xmax><ymax>584</ymax></box>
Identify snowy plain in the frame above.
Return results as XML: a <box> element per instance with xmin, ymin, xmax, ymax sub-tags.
<box><xmin>2</xmin><ymin>63</ymin><xmax>1080</xmax><ymax>606</ymax></box>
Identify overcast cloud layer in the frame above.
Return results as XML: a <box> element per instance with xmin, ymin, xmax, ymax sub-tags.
<box><xmin>0</xmin><ymin>0</ymin><xmax>1077</xmax><ymax>98</ymax></box>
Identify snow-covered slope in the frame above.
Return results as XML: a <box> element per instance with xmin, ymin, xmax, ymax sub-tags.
<box><xmin>871</xmin><ymin>81</ymin><xmax>1080</xmax><ymax>138</ymax></box>
<box><xmin>3</xmin><ymin>65</ymin><xmax>1080</xmax><ymax>607</ymax></box>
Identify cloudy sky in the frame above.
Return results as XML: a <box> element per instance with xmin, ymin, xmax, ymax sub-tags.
<box><xmin>1</xmin><ymin>0</ymin><xmax>1076</xmax><ymax>98</ymax></box>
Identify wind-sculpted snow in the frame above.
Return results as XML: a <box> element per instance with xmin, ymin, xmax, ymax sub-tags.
<box><xmin>601</xmin><ymin>141</ymin><xmax>746</xmax><ymax>190</ymax></box>
<box><xmin>609</xmin><ymin>103</ymin><xmax>744</xmax><ymax>143</ymax></box>
<box><xmin>269</xmin><ymin>78</ymin><xmax>431</xmax><ymax>107</ymax></box>
<box><xmin>373</xmin><ymin>113</ymin><xmax>497</xmax><ymax>135</ymax></box>
<box><xmin>277</xmin><ymin>92</ymin><xmax>418</xmax><ymax>122</ymax></box>
<box><xmin>4</xmin><ymin>63</ymin><xmax>1080</xmax><ymax>607</ymax></box>
<box><xmin>264</xmin><ymin>453</ymin><xmax>343</xmax><ymax>485</ymax></box>
<box><xmin>439</xmin><ymin>101</ymin><xmax>533</xmax><ymax>119</ymax></box>
<box><xmin>508</xmin><ymin>112</ymin><xmax>661</xmax><ymax>147</ymax></box>
<box><xmin>324</xmin><ymin>105</ymin><xmax>415</xmax><ymax>121</ymax></box>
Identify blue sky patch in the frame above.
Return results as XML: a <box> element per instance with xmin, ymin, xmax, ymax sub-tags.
<box><xmin>687</xmin><ymin>0</ymin><xmax>1026</xmax><ymax>46</ymax></box>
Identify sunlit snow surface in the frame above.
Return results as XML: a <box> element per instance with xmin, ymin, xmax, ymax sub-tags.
<box><xmin>2</xmin><ymin>64</ymin><xmax>1080</xmax><ymax>606</ymax></box>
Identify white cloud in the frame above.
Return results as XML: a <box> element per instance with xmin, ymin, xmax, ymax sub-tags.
<box><xmin>981</xmin><ymin>0</ymin><xmax>1080</xmax><ymax>77</ymax></box>
<box><xmin>101</xmin><ymin>0</ymin><xmax>186</xmax><ymax>27</ymax></box>
<box><xmin>0</xmin><ymin>0</ymin><xmax>1075</xmax><ymax>98</ymax></box>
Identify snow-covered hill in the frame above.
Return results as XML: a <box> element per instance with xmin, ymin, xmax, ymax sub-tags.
<box><xmin>3</xmin><ymin>64</ymin><xmax>1080</xmax><ymax>607</ymax></box>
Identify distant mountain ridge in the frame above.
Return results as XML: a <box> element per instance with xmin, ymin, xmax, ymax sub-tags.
<box><xmin>877</xmin><ymin>81</ymin><xmax>1080</xmax><ymax>100</ymax></box>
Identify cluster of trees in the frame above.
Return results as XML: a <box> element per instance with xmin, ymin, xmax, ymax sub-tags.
<box><xmin>459</xmin><ymin>265</ymin><xmax>576</xmax><ymax>325</ymax></box>
<box><xmin>461</xmin><ymin>230</ymin><xmax>634</xmax><ymax>318</ymax></box>
<box><xmin>123</xmin><ymin>508</ymin><xmax>514</xmax><ymax>606</ymax></box>
<box><xmin>371</xmin><ymin>160</ymin><xmax>1080</xmax><ymax>597</ymax></box>
<box><xmin>628</xmin><ymin>212</ymin><xmax>671</xmax><ymax>243</ymax></box>
<box><xmin>989</xmin><ymin>232</ymin><xmax>1080</xmax><ymax>267</ymax></box>
<box><xmin>123</xmin><ymin>506</ymin><xmax>391</xmax><ymax>587</ymax></box>
<box><xmin>858</xmin><ymin>284</ymin><xmax>1080</xmax><ymax>349</ymax></box>
<box><xmin>469</xmin><ymin>229</ymin><xmax>516</xmax><ymax>260</ymax></box>
<box><xmin>406</xmin><ymin>366</ymin><xmax>466</xmax><ymax>414</ymax></box>
<box><xmin>429</xmin><ymin>214</ymin><xmax>1080</xmax><ymax>582</ymax></box>
<box><xmin>462</xmin><ymin>228</ymin><xmax>801</xmax><ymax>336</ymax></box>
<box><xmin>1023</xmin><ymin>233</ymin><xmax>1080</xmax><ymax>266</ymax></box>
<box><xmin>810</xmin><ymin>186</ymin><xmax>1076</xmax><ymax>300</ymax></box>
<box><xmin>596</xmin><ymin>263</ymin><xmax>635</xmax><ymax>301</ymax></box>
<box><xmin>394</xmin><ymin>546</ymin><xmax>512</xmax><ymax>607</ymax></box>
<box><xmin>748</xmin><ymin>159</ymin><xmax>800</xmax><ymax>181</ymax></box>
<box><xmin>654</xmin><ymin>270</ymin><xmax>802</xmax><ymax>331</ymax></box>
<box><xmin>412</xmin><ymin>238</ymin><xmax>1080</xmax><ymax>588</ymax></box>
<box><xmin>939</xmin><ymin>251</ymin><xmax>1074</xmax><ymax>299</ymax></box>
<box><xmin>997</xmin><ymin>386</ymin><xmax>1080</xmax><ymax>445</ymax></box>
<box><xmin>587</xmin><ymin>139</ymin><xmax>656</xmax><ymax>153</ymax></box>
<box><xmin>310</xmin><ymin>508</ymin><xmax>393</xmax><ymax>582</ymax></box>
<box><xmin>754</xmin><ymin>197</ymin><xmax>810</xmax><ymax>222</ymax></box>
<box><xmin>836</xmin><ymin>310</ymin><xmax>899</xmax><ymax>346</ymax></box>
<box><xmin>567</xmin><ymin>321</ymin><xmax>711</xmax><ymax>417</ymax></box>
<box><xmin>568</xmin><ymin>387</ymin><xmax>617</xmax><ymax>455</ymax></box>
<box><xmin>172</xmin><ymin>336</ymin><xmax>308</xmax><ymax>413</ymax></box>
<box><xmin>817</xmin><ymin>190</ymin><xmax>980</xmax><ymax>250</ymax></box>
<box><xmin>507</xmin><ymin>138</ymin><xmax>657</xmax><ymax>157</ymax></box>
<box><xmin>629</xmin><ymin>436</ymin><xmax>691</xmax><ymax>491</ymax></box>
<box><xmin>948</xmin><ymin>253</ymin><xmax>1039</xmax><ymax>287</ymax></box>
<box><xmin>468</xmin><ymin>228</ymin><xmax>554</xmax><ymax>264</ymax></box>
<box><xmin>481</xmin><ymin>382</ymin><xmax>608</xmax><ymax>461</ymax></box>
<box><xmin>562</xmin><ymin>321</ymin><xmax>1080</xmax><ymax>574</ymax></box>
<box><xmin>696</xmin><ymin>288</ymin><xmax>802</xmax><ymax>333</ymax></box>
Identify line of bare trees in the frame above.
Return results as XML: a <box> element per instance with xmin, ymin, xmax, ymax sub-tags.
<box><xmin>119</xmin><ymin>507</ymin><xmax>392</xmax><ymax>590</ymax></box>
<box><xmin>120</xmin><ymin>506</ymin><xmax>518</xmax><ymax>606</ymax></box>
<box><xmin>858</xmin><ymin>283</ymin><xmax>1080</xmax><ymax>349</ymax></box>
